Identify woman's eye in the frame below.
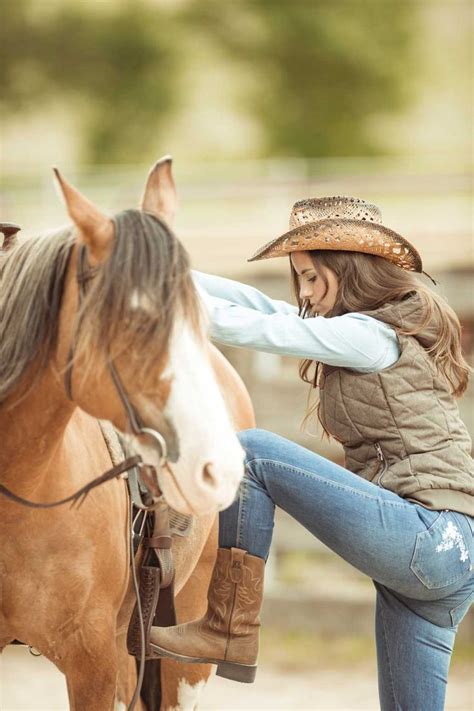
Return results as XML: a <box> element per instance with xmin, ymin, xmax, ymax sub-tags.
<box><xmin>308</xmin><ymin>276</ymin><xmax>317</xmax><ymax>283</ymax></box>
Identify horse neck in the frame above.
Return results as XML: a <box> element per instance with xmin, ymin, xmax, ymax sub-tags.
<box><xmin>0</xmin><ymin>359</ymin><xmax>75</xmax><ymax>494</ymax></box>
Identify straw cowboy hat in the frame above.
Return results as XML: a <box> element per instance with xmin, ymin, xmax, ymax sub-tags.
<box><xmin>248</xmin><ymin>196</ymin><xmax>423</xmax><ymax>272</ymax></box>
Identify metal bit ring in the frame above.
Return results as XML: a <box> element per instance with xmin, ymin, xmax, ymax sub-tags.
<box><xmin>137</xmin><ymin>427</ymin><xmax>168</xmax><ymax>465</ymax></box>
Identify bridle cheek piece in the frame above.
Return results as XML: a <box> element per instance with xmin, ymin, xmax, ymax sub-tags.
<box><xmin>64</xmin><ymin>245</ymin><xmax>171</xmax><ymax>504</ymax></box>
<box><xmin>0</xmin><ymin>245</ymin><xmax>169</xmax><ymax>510</ymax></box>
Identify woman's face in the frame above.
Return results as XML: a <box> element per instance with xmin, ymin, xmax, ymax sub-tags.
<box><xmin>291</xmin><ymin>251</ymin><xmax>339</xmax><ymax>316</ymax></box>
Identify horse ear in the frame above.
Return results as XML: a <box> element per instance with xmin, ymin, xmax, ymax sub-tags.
<box><xmin>53</xmin><ymin>168</ymin><xmax>114</xmax><ymax>264</ymax></box>
<box><xmin>0</xmin><ymin>223</ymin><xmax>21</xmax><ymax>252</ymax></box>
<box><xmin>140</xmin><ymin>155</ymin><xmax>177</xmax><ymax>227</ymax></box>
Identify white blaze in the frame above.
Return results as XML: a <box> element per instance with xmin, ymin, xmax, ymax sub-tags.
<box><xmin>134</xmin><ymin>315</ymin><xmax>245</xmax><ymax>516</ymax></box>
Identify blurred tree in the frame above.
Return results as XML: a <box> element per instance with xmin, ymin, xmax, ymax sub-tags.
<box><xmin>1</xmin><ymin>0</ymin><xmax>421</xmax><ymax>162</ymax></box>
<box><xmin>0</xmin><ymin>0</ymin><xmax>181</xmax><ymax>163</ymax></box>
<box><xmin>184</xmin><ymin>0</ymin><xmax>420</xmax><ymax>157</ymax></box>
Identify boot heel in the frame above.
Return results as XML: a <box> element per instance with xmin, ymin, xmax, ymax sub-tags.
<box><xmin>216</xmin><ymin>661</ymin><xmax>257</xmax><ymax>684</ymax></box>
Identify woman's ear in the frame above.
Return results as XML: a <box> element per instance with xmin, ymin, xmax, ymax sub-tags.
<box><xmin>53</xmin><ymin>168</ymin><xmax>114</xmax><ymax>264</ymax></box>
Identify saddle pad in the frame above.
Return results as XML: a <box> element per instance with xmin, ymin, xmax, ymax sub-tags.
<box><xmin>98</xmin><ymin>419</ymin><xmax>126</xmax><ymax>467</ymax></box>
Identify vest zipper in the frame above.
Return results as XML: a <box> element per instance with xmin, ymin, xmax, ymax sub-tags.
<box><xmin>374</xmin><ymin>443</ymin><xmax>388</xmax><ymax>488</ymax></box>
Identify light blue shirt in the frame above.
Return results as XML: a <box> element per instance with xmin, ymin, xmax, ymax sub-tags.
<box><xmin>193</xmin><ymin>271</ymin><xmax>400</xmax><ymax>373</ymax></box>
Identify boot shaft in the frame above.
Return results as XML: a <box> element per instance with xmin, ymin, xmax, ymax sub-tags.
<box><xmin>207</xmin><ymin>547</ymin><xmax>264</xmax><ymax>659</ymax></box>
<box><xmin>149</xmin><ymin>546</ymin><xmax>265</xmax><ymax>678</ymax></box>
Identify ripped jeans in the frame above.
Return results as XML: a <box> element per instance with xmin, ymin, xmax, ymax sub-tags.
<box><xmin>219</xmin><ymin>429</ymin><xmax>474</xmax><ymax>711</ymax></box>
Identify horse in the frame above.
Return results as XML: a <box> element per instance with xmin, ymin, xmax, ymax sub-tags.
<box><xmin>0</xmin><ymin>158</ymin><xmax>255</xmax><ymax>710</ymax></box>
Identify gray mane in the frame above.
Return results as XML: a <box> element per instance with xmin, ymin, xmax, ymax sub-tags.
<box><xmin>0</xmin><ymin>210</ymin><xmax>200</xmax><ymax>404</ymax></box>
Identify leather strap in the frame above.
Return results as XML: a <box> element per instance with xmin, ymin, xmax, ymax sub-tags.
<box><xmin>144</xmin><ymin>536</ymin><xmax>172</xmax><ymax>549</ymax></box>
<box><xmin>108</xmin><ymin>363</ymin><xmax>145</xmax><ymax>434</ymax></box>
<box><xmin>127</xmin><ymin>566</ymin><xmax>161</xmax><ymax>659</ymax></box>
<box><xmin>0</xmin><ymin>456</ymin><xmax>141</xmax><ymax>509</ymax></box>
<box><xmin>64</xmin><ymin>246</ymin><xmax>95</xmax><ymax>401</ymax></box>
<box><xmin>128</xmin><ymin>466</ymin><xmax>154</xmax><ymax>510</ymax></box>
<box><xmin>148</xmin><ymin>500</ymin><xmax>175</xmax><ymax>588</ymax></box>
<box><xmin>64</xmin><ymin>246</ymin><xmax>144</xmax><ymax>437</ymax></box>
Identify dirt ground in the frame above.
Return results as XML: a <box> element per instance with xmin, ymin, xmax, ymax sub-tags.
<box><xmin>1</xmin><ymin>645</ymin><xmax>473</xmax><ymax>711</ymax></box>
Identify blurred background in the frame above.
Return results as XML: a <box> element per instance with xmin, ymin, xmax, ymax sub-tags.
<box><xmin>1</xmin><ymin>0</ymin><xmax>473</xmax><ymax>708</ymax></box>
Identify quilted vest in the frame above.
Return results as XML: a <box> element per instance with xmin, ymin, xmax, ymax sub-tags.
<box><xmin>319</xmin><ymin>296</ymin><xmax>474</xmax><ymax>516</ymax></box>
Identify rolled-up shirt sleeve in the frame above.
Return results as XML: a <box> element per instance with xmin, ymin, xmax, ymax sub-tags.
<box><xmin>193</xmin><ymin>270</ymin><xmax>297</xmax><ymax>315</ymax></box>
<box><xmin>199</xmin><ymin>292</ymin><xmax>399</xmax><ymax>373</ymax></box>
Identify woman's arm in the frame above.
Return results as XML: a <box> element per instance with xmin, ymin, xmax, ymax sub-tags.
<box><xmin>193</xmin><ymin>270</ymin><xmax>298</xmax><ymax>316</ymax></box>
<box><xmin>201</xmin><ymin>295</ymin><xmax>399</xmax><ymax>373</ymax></box>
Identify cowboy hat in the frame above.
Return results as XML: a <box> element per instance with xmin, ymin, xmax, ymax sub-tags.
<box><xmin>248</xmin><ymin>196</ymin><xmax>422</xmax><ymax>272</ymax></box>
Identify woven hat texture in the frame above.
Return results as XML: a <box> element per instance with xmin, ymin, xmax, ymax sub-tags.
<box><xmin>248</xmin><ymin>197</ymin><xmax>422</xmax><ymax>272</ymax></box>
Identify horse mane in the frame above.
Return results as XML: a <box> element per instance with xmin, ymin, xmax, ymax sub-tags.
<box><xmin>0</xmin><ymin>210</ymin><xmax>201</xmax><ymax>404</ymax></box>
<box><xmin>0</xmin><ymin>226</ymin><xmax>74</xmax><ymax>403</ymax></box>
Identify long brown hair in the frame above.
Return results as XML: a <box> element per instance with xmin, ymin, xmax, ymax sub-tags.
<box><xmin>290</xmin><ymin>250</ymin><xmax>471</xmax><ymax>430</ymax></box>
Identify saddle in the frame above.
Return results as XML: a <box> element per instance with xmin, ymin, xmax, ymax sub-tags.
<box><xmin>127</xmin><ymin>501</ymin><xmax>176</xmax><ymax>658</ymax></box>
<box><xmin>99</xmin><ymin>421</ymin><xmax>190</xmax><ymax>659</ymax></box>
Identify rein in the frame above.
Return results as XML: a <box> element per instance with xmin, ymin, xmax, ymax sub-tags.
<box><xmin>0</xmin><ymin>456</ymin><xmax>141</xmax><ymax>509</ymax></box>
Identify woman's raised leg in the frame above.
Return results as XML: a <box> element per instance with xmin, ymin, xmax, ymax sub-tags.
<box><xmin>151</xmin><ymin>428</ymin><xmax>472</xmax><ymax>695</ymax></box>
<box><xmin>221</xmin><ymin>429</ymin><xmax>471</xmax><ymax>601</ymax></box>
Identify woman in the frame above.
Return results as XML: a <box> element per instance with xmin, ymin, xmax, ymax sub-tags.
<box><xmin>150</xmin><ymin>196</ymin><xmax>474</xmax><ymax>710</ymax></box>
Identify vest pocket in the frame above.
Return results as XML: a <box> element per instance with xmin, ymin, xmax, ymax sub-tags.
<box><xmin>410</xmin><ymin>512</ymin><xmax>472</xmax><ymax>590</ymax></box>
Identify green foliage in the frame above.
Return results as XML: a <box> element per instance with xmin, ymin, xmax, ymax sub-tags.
<box><xmin>184</xmin><ymin>0</ymin><xmax>420</xmax><ymax>158</ymax></box>
<box><xmin>0</xmin><ymin>0</ymin><xmax>181</xmax><ymax>163</ymax></box>
<box><xmin>0</xmin><ymin>0</ymin><xmax>421</xmax><ymax>162</ymax></box>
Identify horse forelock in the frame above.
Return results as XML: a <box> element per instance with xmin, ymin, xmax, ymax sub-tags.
<box><xmin>74</xmin><ymin>209</ymin><xmax>204</xmax><ymax>379</ymax></box>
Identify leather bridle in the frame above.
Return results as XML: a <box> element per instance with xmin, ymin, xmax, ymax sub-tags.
<box><xmin>65</xmin><ymin>245</ymin><xmax>169</xmax><ymax>454</ymax></box>
<box><xmin>0</xmin><ymin>242</ymin><xmax>191</xmax><ymax>710</ymax></box>
<box><xmin>65</xmin><ymin>245</ymin><xmax>197</xmax><ymax>515</ymax></box>
<box><xmin>0</xmin><ymin>244</ymin><xmax>169</xmax><ymax>509</ymax></box>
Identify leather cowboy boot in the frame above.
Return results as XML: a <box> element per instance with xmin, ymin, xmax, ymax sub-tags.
<box><xmin>149</xmin><ymin>547</ymin><xmax>265</xmax><ymax>683</ymax></box>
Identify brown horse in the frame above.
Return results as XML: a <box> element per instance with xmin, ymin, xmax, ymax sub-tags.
<box><xmin>0</xmin><ymin>159</ymin><xmax>255</xmax><ymax>710</ymax></box>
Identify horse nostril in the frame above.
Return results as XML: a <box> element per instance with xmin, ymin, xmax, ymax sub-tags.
<box><xmin>202</xmin><ymin>463</ymin><xmax>218</xmax><ymax>489</ymax></box>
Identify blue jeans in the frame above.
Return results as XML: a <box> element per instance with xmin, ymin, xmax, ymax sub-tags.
<box><xmin>219</xmin><ymin>429</ymin><xmax>474</xmax><ymax>711</ymax></box>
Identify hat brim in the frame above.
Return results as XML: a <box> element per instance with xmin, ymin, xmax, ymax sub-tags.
<box><xmin>248</xmin><ymin>218</ymin><xmax>422</xmax><ymax>272</ymax></box>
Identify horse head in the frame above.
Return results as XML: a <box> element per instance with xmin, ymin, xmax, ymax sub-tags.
<box><xmin>54</xmin><ymin>158</ymin><xmax>245</xmax><ymax>515</ymax></box>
